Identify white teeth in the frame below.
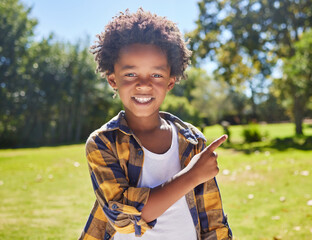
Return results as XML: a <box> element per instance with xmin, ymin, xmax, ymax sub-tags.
<box><xmin>134</xmin><ymin>97</ymin><xmax>152</xmax><ymax>103</ymax></box>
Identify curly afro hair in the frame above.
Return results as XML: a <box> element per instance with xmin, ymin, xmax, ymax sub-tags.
<box><xmin>90</xmin><ymin>8</ymin><xmax>192</xmax><ymax>82</ymax></box>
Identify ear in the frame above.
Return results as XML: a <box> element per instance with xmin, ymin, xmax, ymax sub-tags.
<box><xmin>107</xmin><ymin>73</ymin><xmax>117</xmax><ymax>89</ymax></box>
<box><xmin>167</xmin><ymin>76</ymin><xmax>176</xmax><ymax>91</ymax></box>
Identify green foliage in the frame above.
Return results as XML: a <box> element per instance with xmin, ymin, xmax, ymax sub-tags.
<box><xmin>189</xmin><ymin>0</ymin><xmax>312</xmax><ymax>67</ymax></box>
<box><xmin>164</xmin><ymin>67</ymin><xmax>252</xmax><ymax>126</ymax></box>
<box><xmin>256</xmin><ymin>92</ymin><xmax>288</xmax><ymax>123</ymax></box>
<box><xmin>170</xmin><ymin>69</ymin><xmax>197</xmax><ymax>102</ymax></box>
<box><xmin>0</xmin><ymin>0</ymin><xmax>37</xmax><ymax>146</ymax></box>
<box><xmin>188</xmin><ymin>67</ymin><xmax>252</xmax><ymax>125</ymax></box>
<box><xmin>1</xmin><ymin>0</ymin><xmax>309</xmax><ymax>147</ymax></box>
<box><xmin>161</xmin><ymin>94</ymin><xmax>202</xmax><ymax>126</ymax></box>
<box><xmin>0</xmin><ymin>0</ymin><xmax>120</xmax><ymax>147</ymax></box>
<box><xmin>0</xmin><ymin>0</ymin><xmax>37</xmax><ymax>80</ymax></box>
<box><xmin>188</xmin><ymin>0</ymin><xmax>312</xmax><ymax>124</ymax></box>
<box><xmin>242</xmin><ymin>124</ymin><xmax>263</xmax><ymax>143</ymax></box>
<box><xmin>274</xmin><ymin>30</ymin><xmax>312</xmax><ymax>134</ymax></box>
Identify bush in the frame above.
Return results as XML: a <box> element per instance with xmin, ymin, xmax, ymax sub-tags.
<box><xmin>242</xmin><ymin>124</ymin><xmax>263</xmax><ymax>143</ymax></box>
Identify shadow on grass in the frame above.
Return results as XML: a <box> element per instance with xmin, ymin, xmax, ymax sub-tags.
<box><xmin>270</xmin><ymin>136</ymin><xmax>312</xmax><ymax>150</ymax></box>
<box><xmin>222</xmin><ymin>135</ymin><xmax>312</xmax><ymax>154</ymax></box>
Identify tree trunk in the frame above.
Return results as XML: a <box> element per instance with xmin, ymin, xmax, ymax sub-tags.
<box><xmin>293</xmin><ymin>97</ymin><xmax>304</xmax><ymax>135</ymax></box>
<box><xmin>294</xmin><ymin>114</ymin><xmax>303</xmax><ymax>135</ymax></box>
<box><xmin>66</xmin><ymin>103</ymin><xmax>74</xmax><ymax>142</ymax></box>
<box><xmin>249</xmin><ymin>80</ymin><xmax>257</xmax><ymax>119</ymax></box>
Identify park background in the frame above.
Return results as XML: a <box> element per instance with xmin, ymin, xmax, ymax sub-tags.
<box><xmin>0</xmin><ymin>0</ymin><xmax>312</xmax><ymax>239</ymax></box>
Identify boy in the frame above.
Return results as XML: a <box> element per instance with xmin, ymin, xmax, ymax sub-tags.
<box><xmin>79</xmin><ymin>9</ymin><xmax>232</xmax><ymax>240</ymax></box>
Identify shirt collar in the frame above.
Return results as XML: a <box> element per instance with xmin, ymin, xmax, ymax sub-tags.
<box><xmin>100</xmin><ymin>110</ymin><xmax>206</xmax><ymax>144</ymax></box>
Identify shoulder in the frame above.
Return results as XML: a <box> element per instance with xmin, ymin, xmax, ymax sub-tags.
<box><xmin>160</xmin><ymin>111</ymin><xmax>206</xmax><ymax>144</ymax></box>
<box><xmin>85</xmin><ymin>111</ymin><xmax>130</xmax><ymax>152</ymax></box>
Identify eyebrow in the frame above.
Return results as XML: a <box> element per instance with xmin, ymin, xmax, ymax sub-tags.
<box><xmin>120</xmin><ymin>65</ymin><xmax>168</xmax><ymax>71</ymax></box>
<box><xmin>153</xmin><ymin>65</ymin><xmax>168</xmax><ymax>71</ymax></box>
<box><xmin>121</xmin><ymin>65</ymin><xmax>135</xmax><ymax>70</ymax></box>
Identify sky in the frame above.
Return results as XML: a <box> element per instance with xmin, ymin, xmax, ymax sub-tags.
<box><xmin>21</xmin><ymin>0</ymin><xmax>200</xmax><ymax>44</ymax></box>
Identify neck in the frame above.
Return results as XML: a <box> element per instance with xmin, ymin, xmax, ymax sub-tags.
<box><xmin>124</xmin><ymin>110</ymin><xmax>162</xmax><ymax>133</ymax></box>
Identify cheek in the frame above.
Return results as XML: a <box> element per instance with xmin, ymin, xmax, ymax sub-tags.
<box><xmin>154</xmin><ymin>80</ymin><xmax>169</xmax><ymax>88</ymax></box>
<box><xmin>117</xmin><ymin>80</ymin><xmax>133</xmax><ymax>89</ymax></box>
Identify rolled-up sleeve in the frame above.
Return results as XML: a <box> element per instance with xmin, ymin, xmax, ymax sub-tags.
<box><xmin>86</xmin><ymin>133</ymin><xmax>155</xmax><ymax>236</ymax></box>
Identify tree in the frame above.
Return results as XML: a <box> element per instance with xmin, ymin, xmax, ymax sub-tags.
<box><xmin>188</xmin><ymin>0</ymin><xmax>312</xmax><ymax>68</ymax></box>
<box><xmin>0</xmin><ymin>0</ymin><xmax>37</xmax><ymax>146</ymax></box>
<box><xmin>274</xmin><ymin>30</ymin><xmax>312</xmax><ymax>134</ymax></box>
<box><xmin>187</xmin><ymin>0</ymin><xmax>312</xmax><ymax>131</ymax></box>
<box><xmin>0</xmin><ymin>0</ymin><xmax>122</xmax><ymax>147</ymax></box>
<box><xmin>20</xmin><ymin>39</ymin><xmax>99</xmax><ymax>145</ymax></box>
<box><xmin>15</xmin><ymin>37</ymin><xmax>117</xmax><ymax>146</ymax></box>
<box><xmin>256</xmin><ymin>91</ymin><xmax>288</xmax><ymax>123</ymax></box>
<box><xmin>188</xmin><ymin>67</ymin><xmax>249</xmax><ymax>125</ymax></box>
<box><xmin>161</xmin><ymin>94</ymin><xmax>202</xmax><ymax>126</ymax></box>
<box><xmin>165</xmin><ymin>67</ymin><xmax>249</xmax><ymax>126</ymax></box>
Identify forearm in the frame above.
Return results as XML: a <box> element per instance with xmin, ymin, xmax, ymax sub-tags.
<box><xmin>141</xmin><ymin>169</ymin><xmax>197</xmax><ymax>223</ymax></box>
<box><xmin>141</xmin><ymin>135</ymin><xmax>227</xmax><ymax>223</ymax></box>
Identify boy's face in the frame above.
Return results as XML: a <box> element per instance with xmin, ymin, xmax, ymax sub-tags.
<box><xmin>107</xmin><ymin>44</ymin><xmax>176</xmax><ymax>119</ymax></box>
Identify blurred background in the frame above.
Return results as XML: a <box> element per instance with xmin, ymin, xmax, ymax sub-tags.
<box><xmin>1</xmin><ymin>0</ymin><xmax>312</xmax><ymax>147</ymax></box>
<box><xmin>0</xmin><ymin>0</ymin><xmax>311</xmax><ymax>239</ymax></box>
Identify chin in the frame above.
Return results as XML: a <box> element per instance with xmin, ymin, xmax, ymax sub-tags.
<box><xmin>134</xmin><ymin>112</ymin><xmax>156</xmax><ymax>118</ymax></box>
<box><xmin>128</xmin><ymin>108</ymin><xmax>159</xmax><ymax>118</ymax></box>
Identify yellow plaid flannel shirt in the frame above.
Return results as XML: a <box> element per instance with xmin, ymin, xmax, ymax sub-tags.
<box><xmin>79</xmin><ymin>111</ymin><xmax>232</xmax><ymax>240</ymax></box>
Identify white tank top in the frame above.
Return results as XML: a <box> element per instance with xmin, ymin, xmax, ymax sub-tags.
<box><xmin>113</xmin><ymin>121</ymin><xmax>197</xmax><ymax>240</ymax></box>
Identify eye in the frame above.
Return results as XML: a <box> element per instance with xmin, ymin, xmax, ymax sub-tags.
<box><xmin>125</xmin><ymin>73</ymin><xmax>136</xmax><ymax>77</ymax></box>
<box><xmin>152</xmin><ymin>74</ymin><xmax>163</xmax><ymax>78</ymax></box>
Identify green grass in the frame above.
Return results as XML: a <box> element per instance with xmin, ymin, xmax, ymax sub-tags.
<box><xmin>0</xmin><ymin>123</ymin><xmax>312</xmax><ymax>239</ymax></box>
<box><xmin>218</xmin><ymin>149</ymin><xmax>312</xmax><ymax>240</ymax></box>
<box><xmin>0</xmin><ymin>145</ymin><xmax>93</xmax><ymax>240</ymax></box>
<box><xmin>203</xmin><ymin>122</ymin><xmax>312</xmax><ymax>144</ymax></box>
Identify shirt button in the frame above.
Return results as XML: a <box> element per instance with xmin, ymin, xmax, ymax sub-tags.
<box><xmin>138</xmin><ymin>150</ymin><xmax>143</xmax><ymax>156</ymax></box>
<box><xmin>112</xmin><ymin>204</ymin><xmax>118</xmax><ymax>210</ymax></box>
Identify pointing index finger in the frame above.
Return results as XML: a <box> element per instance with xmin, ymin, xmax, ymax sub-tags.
<box><xmin>207</xmin><ymin>134</ymin><xmax>228</xmax><ymax>152</ymax></box>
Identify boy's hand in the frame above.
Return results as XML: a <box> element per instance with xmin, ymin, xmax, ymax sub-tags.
<box><xmin>187</xmin><ymin>135</ymin><xmax>228</xmax><ymax>185</ymax></box>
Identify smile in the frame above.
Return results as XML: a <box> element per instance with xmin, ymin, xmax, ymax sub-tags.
<box><xmin>133</xmin><ymin>96</ymin><xmax>154</xmax><ymax>103</ymax></box>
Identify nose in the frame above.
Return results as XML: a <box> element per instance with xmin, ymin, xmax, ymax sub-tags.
<box><xmin>136</xmin><ymin>76</ymin><xmax>152</xmax><ymax>91</ymax></box>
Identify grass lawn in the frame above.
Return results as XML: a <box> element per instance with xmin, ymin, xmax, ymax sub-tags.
<box><xmin>0</xmin><ymin>123</ymin><xmax>311</xmax><ymax>239</ymax></box>
<box><xmin>0</xmin><ymin>144</ymin><xmax>93</xmax><ymax>240</ymax></box>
